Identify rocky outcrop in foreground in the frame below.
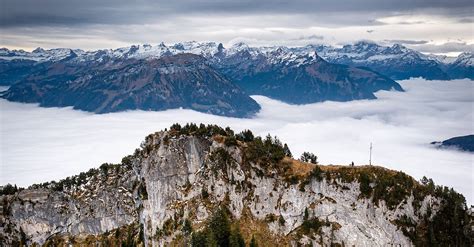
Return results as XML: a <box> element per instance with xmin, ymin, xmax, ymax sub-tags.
<box><xmin>1</xmin><ymin>124</ymin><xmax>471</xmax><ymax>246</ymax></box>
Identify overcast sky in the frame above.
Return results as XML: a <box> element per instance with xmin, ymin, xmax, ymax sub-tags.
<box><xmin>0</xmin><ymin>0</ymin><xmax>473</xmax><ymax>55</ymax></box>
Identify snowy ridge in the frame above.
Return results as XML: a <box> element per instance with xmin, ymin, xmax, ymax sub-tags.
<box><xmin>0</xmin><ymin>41</ymin><xmax>322</xmax><ymax>67</ymax></box>
<box><xmin>452</xmin><ymin>52</ymin><xmax>474</xmax><ymax>67</ymax></box>
<box><xmin>315</xmin><ymin>41</ymin><xmax>438</xmax><ymax>63</ymax></box>
<box><xmin>426</xmin><ymin>54</ymin><xmax>458</xmax><ymax>64</ymax></box>
<box><xmin>1</xmin><ymin>41</ymin><xmax>471</xmax><ymax>68</ymax></box>
<box><xmin>0</xmin><ymin>47</ymin><xmax>80</xmax><ymax>62</ymax></box>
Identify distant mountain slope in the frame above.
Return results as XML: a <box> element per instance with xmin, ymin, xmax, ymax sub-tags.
<box><xmin>7</xmin><ymin>41</ymin><xmax>471</xmax><ymax>114</ymax></box>
<box><xmin>445</xmin><ymin>52</ymin><xmax>474</xmax><ymax>79</ymax></box>
<box><xmin>211</xmin><ymin>44</ymin><xmax>402</xmax><ymax>103</ymax></box>
<box><xmin>0</xmin><ymin>59</ymin><xmax>38</xmax><ymax>86</ymax></box>
<box><xmin>1</xmin><ymin>41</ymin><xmax>472</xmax><ymax>88</ymax></box>
<box><xmin>2</xmin><ymin>54</ymin><xmax>260</xmax><ymax>117</ymax></box>
<box><xmin>432</xmin><ymin>134</ymin><xmax>474</xmax><ymax>152</ymax></box>
<box><xmin>0</xmin><ymin>48</ymin><xmax>80</xmax><ymax>86</ymax></box>
<box><xmin>314</xmin><ymin>42</ymin><xmax>453</xmax><ymax>80</ymax></box>
<box><xmin>0</xmin><ymin>42</ymin><xmax>404</xmax><ymax>107</ymax></box>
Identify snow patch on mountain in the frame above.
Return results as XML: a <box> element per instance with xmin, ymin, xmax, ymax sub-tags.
<box><xmin>1</xmin><ymin>41</ymin><xmax>472</xmax><ymax>71</ymax></box>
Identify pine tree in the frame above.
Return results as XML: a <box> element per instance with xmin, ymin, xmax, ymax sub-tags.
<box><xmin>279</xmin><ymin>215</ymin><xmax>285</xmax><ymax>226</ymax></box>
<box><xmin>303</xmin><ymin>208</ymin><xmax>309</xmax><ymax>221</ymax></box>
<box><xmin>300</xmin><ymin>152</ymin><xmax>318</xmax><ymax>164</ymax></box>
<box><xmin>208</xmin><ymin>208</ymin><xmax>231</xmax><ymax>246</ymax></box>
<box><xmin>249</xmin><ymin>235</ymin><xmax>258</xmax><ymax>247</ymax></box>
<box><xmin>229</xmin><ymin>226</ymin><xmax>245</xmax><ymax>247</ymax></box>
<box><xmin>182</xmin><ymin>219</ymin><xmax>192</xmax><ymax>236</ymax></box>
<box><xmin>191</xmin><ymin>231</ymin><xmax>207</xmax><ymax>247</ymax></box>
<box><xmin>283</xmin><ymin>143</ymin><xmax>292</xmax><ymax>158</ymax></box>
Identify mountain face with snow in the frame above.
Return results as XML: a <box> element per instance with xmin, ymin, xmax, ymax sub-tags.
<box><xmin>210</xmin><ymin>44</ymin><xmax>401</xmax><ymax>103</ymax></box>
<box><xmin>0</xmin><ymin>41</ymin><xmax>405</xmax><ymax>115</ymax></box>
<box><xmin>445</xmin><ymin>52</ymin><xmax>474</xmax><ymax>79</ymax></box>
<box><xmin>322</xmin><ymin>42</ymin><xmax>473</xmax><ymax>80</ymax></box>
<box><xmin>313</xmin><ymin>42</ymin><xmax>454</xmax><ymax>80</ymax></box>
<box><xmin>2</xmin><ymin>53</ymin><xmax>261</xmax><ymax>117</ymax></box>
<box><xmin>1</xmin><ymin>125</ymin><xmax>471</xmax><ymax>246</ymax></box>
<box><xmin>1</xmin><ymin>41</ymin><xmax>472</xmax><ymax>86</ymax></box>
<box><xmin>1</xmin><ymin>41</ymin><xmax>471</xmax><ymax>116</ymax></box>
<box><xmin>0</xmin><ymin>48</ymin><xmax>80</xmax><ymax>86</ymax></box>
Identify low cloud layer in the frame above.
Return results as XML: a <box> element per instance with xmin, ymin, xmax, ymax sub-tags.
<box><xmin>0</xmin><ymin>78</ymin><xmax>473</xmax><ymax>204</ymax></box>
<box><xmin>414</xmin><ymin>41</ymin><xmax>474</xmax><ymax>54</ymax></box>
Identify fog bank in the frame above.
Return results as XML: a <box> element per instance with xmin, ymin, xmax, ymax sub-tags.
<box><xmin>0</xmin><ymin>78</ymin><xmax>472</xmax><ymax>204</ymax></box>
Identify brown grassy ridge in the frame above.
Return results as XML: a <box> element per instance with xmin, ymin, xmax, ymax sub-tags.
<box><xmin>283</xmin><ymin>156</ymin><xmax>400</xmax><ymax>178</ymax></box>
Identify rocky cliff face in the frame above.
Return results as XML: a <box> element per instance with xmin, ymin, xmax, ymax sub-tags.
<box><xmin>1</xmin><ymin>162</ymin><xmax>139</xmax><ymax>245</ymax></box>
<box><xmin>1</xmin><ymin>124</ymin><xmax>471</xmax><ymax>246</ymax></box>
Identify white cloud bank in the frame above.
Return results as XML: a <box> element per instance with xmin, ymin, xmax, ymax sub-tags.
<box><xmin>0</xmin><ymin>78</ymin><xmax>473</xmax><ymax>204</ymax></box>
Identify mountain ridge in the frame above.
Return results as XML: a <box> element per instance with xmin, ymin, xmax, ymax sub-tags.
<box><xmin>1</xmin><ymin>53</ymin><xmax>261</xmax><ymax>117</ymax></box>
<box><xmin>1</xmin><ymin>41</ymin><xmax>472</xmax><ymax>82</ymax></box>
<box><xmin>0</xmin><ymin>124</ymin><xmax>471</xmax><ymax>246</ymax></box>
<box><xmin>1</xmin><ymin>42</ymin><xmax>405</xmax><ymax>116</ymax></box>
<box><xmin>431</xmin><ymin>134</ymin><xmax>474</xmax><ymax>152</ymax></box>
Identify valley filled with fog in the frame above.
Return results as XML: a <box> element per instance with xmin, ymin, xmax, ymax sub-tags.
<box><xmin>0</xmin><ymin>78</ymin><xmax>472</xmax><ymax>204</ymax></box>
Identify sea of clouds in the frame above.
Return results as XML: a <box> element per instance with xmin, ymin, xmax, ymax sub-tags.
<box><xmin>0</xmin><ymin>78</ymin><xmax>472</xmax><ymax>204</ymax></box>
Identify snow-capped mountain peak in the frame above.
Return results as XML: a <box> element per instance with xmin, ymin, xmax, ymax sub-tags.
<box><xmin>0</xmin><ymin>41</ymin><xmax>472</xmax><ymax>80</ymax></box>
<box><xmin>32</xmin><ymin>47</ymin><xmax>46</xmax><ymax>53</ymax></box>
<box><xmin>0</xmin><ymin>47</ymin><xmax>80</xmax><ymax>62</ymax></box>
<box><xmin>390</xmin><ymin>44</ymin><xmax>410</xmax><ymax>53</ymax></box>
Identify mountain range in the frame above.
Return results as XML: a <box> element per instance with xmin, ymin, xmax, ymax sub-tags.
<box><xmin>0</xmin><ymin>42</ymin><xmax>405</xmax><ymax>117</ymax></box>
<box><xmin>0</xmin><ymin>41</ymin><xmax>471</xmax><ymax>117</ymax></box>
<box><xmin>1</xmin><ymin>41</ymin><xmax>471</xmax><ymax>84</ymax></box>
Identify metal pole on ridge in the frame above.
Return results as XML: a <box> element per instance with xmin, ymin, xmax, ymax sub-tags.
<box><xmin>369</xmin><ymin>142</ymin><xmax>372</xmax><ymax>166</ymax></box>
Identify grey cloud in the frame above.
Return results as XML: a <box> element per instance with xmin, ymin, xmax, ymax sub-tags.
<box><xmin>457</xmin><ymin>18</ymin><xmax>474</xmax><ymax>23</ymax></box>
<box><xmin>0</xmin><ymin>0</ymin><xmax>472</xmax><ymax>28</ymax></box>
<box><xmin>369</xmin><ymin>20</ymin><xmax>427</xmax><ymax>26</ymax></box>
<box><xmin>0</xmin><ymin>1</ymin><xmax>163</xmax><ymax>27</ymax></box>
<box><xmin>396</xmin><ymin>21</ymin><xmax>426</xmax><ymax>25</ymax></box>
<box><xmin>415</xmin><ymin>42</ymin><xmax>474</xmax><ymax>53</ymax></box>
<box><xmin>385</xmin><ymin>40</ymin><xmax>429</xmax><ymax>45</ymax></box>
<box><xmin>293</xmin><ymin>35</ymin><xmax>324</xmax><ymax>41</ymax></box>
